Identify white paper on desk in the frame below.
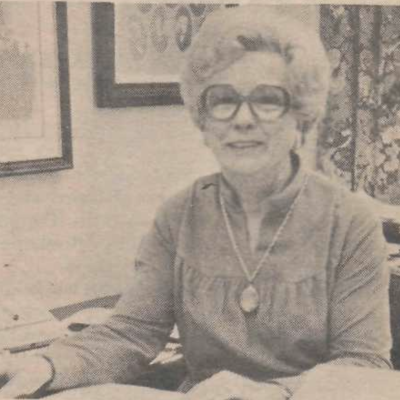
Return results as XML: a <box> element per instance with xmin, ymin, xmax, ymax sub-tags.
<box><xmin>45</xmin><ymin>384</ymin><xmax>184</xmax><ymax>400</ymax></box>
<box><xmin>292</xmin><ymin>365</ymin><xmax>400</xmax><ymax>400</ymax></box>
<box><xmin>0</xmin><ymin>292</ymin><xmax>56</xmax><ymax>331</ymax></box>
<box><xmin>0</xmin><ymin>319</ymin><xmax>66</xmax><ymax>351</ymax></box>
<box><xmin>0</xmin><ymin>291</ymin><xmax>66</xmax><ymax>351</ymax></box>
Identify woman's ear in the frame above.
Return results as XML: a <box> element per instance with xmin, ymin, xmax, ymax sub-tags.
<box><xmin>199</xmin><ymin>117</ymin><xmax>212</xmax><ymax>148</ymax></box>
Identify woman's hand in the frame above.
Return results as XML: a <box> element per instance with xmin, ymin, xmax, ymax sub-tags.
<box><xmin>0</xmin><ymin>354</ymin><xmax>53</xmax><ymax>398</ymax></box>
<box><xmin>186</xmin><ymin>371</ymin><xmax>289</xmax><ymax>400</ymax></box>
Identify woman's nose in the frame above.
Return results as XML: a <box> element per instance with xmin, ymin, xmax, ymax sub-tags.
<box><xmin>233</xmin><ymin>102</ymin><xmax>256</xmax><ymax>131</ymax></box>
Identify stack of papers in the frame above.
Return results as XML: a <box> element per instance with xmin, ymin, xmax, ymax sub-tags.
<box><xmin>0</xmin><ymin>294</ymin><xmax>66</xmax><ymax>352</ymax></box>
<box><xmin>0</xmin><ymin>319</ymin><xmax>66</xmax><ymax>352</ymax></box>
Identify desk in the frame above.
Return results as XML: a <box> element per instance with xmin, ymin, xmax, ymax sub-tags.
<box><xmin>45</xmin><ymin>384</ymin><xmax>183</xmax><ymax>400</ymax></box>
<box><xmin>292</xmin><ymin>365</ymin><xmax>400</xmax><ymax>400</ymax></box>
<box><xmin>41</xmin><ymin>367</ymin><xmax>400</xmax><ymax>400</ymax></box>
<box><xmin>8</xmin><ymin>294</ymin><xmax>185</xmax><ymax>391</ymax></box>
<box><xmin>0</xmin><ymin>295</ymin><xmax>121</xmax><ymax>354</ymax></box>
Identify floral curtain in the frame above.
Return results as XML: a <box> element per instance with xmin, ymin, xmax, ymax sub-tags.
<box><xmin>318</xmin><ymin>5</ymin><xmax>400</xmax><ymax>204</ymax></box>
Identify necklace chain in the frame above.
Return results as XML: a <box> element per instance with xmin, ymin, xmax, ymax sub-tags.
<box><xmin>219</xmin><ymin>174</ymin><xmax>309</xmax><ymax>284</ymax></box>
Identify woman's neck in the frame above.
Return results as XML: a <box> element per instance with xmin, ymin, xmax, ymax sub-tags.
<box><xmin>222</xmin><ymin>157</ymin><xmax>294</xmax><ymax>215</ymax></box>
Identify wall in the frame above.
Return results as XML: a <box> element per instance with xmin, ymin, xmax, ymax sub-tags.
<box><xmin>0</xmin><ymin>3</ymin><xmax>217</xmax><ymax>309</ymax></box>
<box><xmin>0</xmin><ymin>3</ymin><xmax>319</xmax><ymax>310</ymax></box>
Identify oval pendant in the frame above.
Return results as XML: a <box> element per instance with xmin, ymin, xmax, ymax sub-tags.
<box><xmin>240</xmin><ymin>285</ymin><xmax>259</xmax><ymax>313</ymax></box>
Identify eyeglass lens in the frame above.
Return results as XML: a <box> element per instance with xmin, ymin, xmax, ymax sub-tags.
<box><xmin>204</xmin><ymin>84</ymin><xmax>289</xmax><ymax>122</ymax></box>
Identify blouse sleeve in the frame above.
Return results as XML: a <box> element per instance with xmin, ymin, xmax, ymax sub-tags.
<box><xmin>43</xmin><ymin>205</ymin><xmax>177</xmax><ymax>391</ymax></box>
<box><xmin>270</xmin><ymin>199</ymin><xmax>393</xmax><ymax>397</ymax></box>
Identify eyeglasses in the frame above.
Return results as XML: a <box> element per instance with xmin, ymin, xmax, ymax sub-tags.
<box><xmin>202</xmin><ymin>84</ymin><xmax>291</xmax><ymax>123</ymax></box>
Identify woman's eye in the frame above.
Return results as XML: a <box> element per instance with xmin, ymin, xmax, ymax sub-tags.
<box><xmin>253</xmin><ymin>99</ymin><xmax>284</xmax><ymax>112</ymax></box>
<box><xmin>211</xmin><ymin>96</ymin><xmax>237</xmax><ymax>106</ymax></box>
<box><xmin>254</xmin><ymin>94</ymin><xmax>284</xmax><ymax>105</ymax></box>
<box><xmin>251</xmin><ymin>85</ymin><xmax>288</xmax><ymax>107</ymax></box>
<box><xmin>254</xmin><ymin>101</ymin><xmax>282</xmax><ymax>110</ymax></box>
<box><xmin>252</xmin><ymin>101</ymin><xmax>285</xmax><ymax>120</ymax></box>
<box><xmin>211</xmin><ymin>103</ymin><xmax>237</xmax><ymax>118</ymax></box>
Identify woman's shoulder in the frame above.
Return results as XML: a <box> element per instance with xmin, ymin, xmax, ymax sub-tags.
<box><xmin>159</xmin><ymin>173</ymin><xmax>219</xmax><ymax>210</ymax></box>
<box><xmin>155</xmin><ymin>173</ymin><xmax>220</xmax><ymax>230</ymax></box>
<box><xmin>305</xmin><ymin>171</ymin><xmax>385</xmax><ymax>275</ymax></box>
<box><xmin>306</xmin><ymin>170</ymin><xmax>382</xmax><ymax>230</ymax></box>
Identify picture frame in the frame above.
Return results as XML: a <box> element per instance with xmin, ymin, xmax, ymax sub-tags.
<box><xmin>0</xmin><ymin>2</ymin><xmax>72</xmax><ymax>178</ymax></box>
<box><xmin>92</xmin><ymin>3</ymin><xmax>236</xmax><ymax>108</ymax></box>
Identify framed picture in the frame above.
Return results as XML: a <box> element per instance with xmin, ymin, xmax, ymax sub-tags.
<box><xmin>0</xmin><ymin>2</ymin><xmax>72</xmax><ymax>178</ymax></box>
<box><xmin>92</xmin><ymin>3</ymin><xmax>235</xmax><ymax>108</ymax></box>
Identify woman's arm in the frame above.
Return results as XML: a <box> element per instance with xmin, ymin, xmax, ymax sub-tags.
<box><xmin>270</xmin><ymin>199</ymin><xmax>392</xmax><ymax>396</ymax></box>
<box><xmin>42</xmin><ymin>205</ymin><xmax>177</xmax><ymax>392</ymax></box>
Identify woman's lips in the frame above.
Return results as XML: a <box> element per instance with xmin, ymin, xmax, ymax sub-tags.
<box><xmin>226</xmin><ymin>141</ymin><xmax>264</xmax><ymax>149</ymax></box>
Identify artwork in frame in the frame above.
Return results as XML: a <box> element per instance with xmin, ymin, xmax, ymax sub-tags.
<box><xmin>0</xmin><ymin>2</ymin><xmax>72</xmax><ymax>178</ymax></box>
<box><xmin>92</xmin><ymin>3</ymin><xmax>237</xmax><ymax>108</ymax></box>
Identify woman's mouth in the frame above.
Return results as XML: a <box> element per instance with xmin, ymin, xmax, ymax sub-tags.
<box><xmin>227</xmin><ymin>141</ymin><xmax>264</xmax><ymax>149</ymax></box>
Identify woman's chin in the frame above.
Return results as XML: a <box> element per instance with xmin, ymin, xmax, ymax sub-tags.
<box><xmin>221</xmin><ymin>160</ymin><xmax>271</xmax><ymax>176</ymax></box>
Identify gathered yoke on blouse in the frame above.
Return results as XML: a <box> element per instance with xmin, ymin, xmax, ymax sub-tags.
<box><xmin>44</xmin><ymin>159</ymin><xmax>392</xmax><ymax>395</ymax></box>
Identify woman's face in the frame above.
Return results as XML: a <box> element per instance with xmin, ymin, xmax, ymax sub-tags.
<box><xmin>201</xmin><ymin>52</ymin><xmax>298</xmax><ymax>176</ymax></box>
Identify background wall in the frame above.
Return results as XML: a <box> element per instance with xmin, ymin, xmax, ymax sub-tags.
<box><xmin>0</xmin><ymin>3</ymin><xmax>217</xmax><ymax>309</ymax></box>
<box><xmin>0</xmin><ymin>3</ymin><xmax>319</xmax><ymax>310</ymax></box>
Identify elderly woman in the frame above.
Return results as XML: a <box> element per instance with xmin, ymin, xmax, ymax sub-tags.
<box><xmin>0</xmin><ymin>6</ymin><xmax>391</xmax><ymax>400</ymax></box>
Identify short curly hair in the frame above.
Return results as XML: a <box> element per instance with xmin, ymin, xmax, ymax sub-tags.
<box><xmin>180</xmin><ymin>6</ymin><xmax>331</xmax><ymax>135</ymax></box>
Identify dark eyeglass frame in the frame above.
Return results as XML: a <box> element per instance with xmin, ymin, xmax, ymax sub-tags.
<box><xmin>201</xmin><ymin>84</ymin><xmax>291</xmax><ymax>123</ymax></box>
